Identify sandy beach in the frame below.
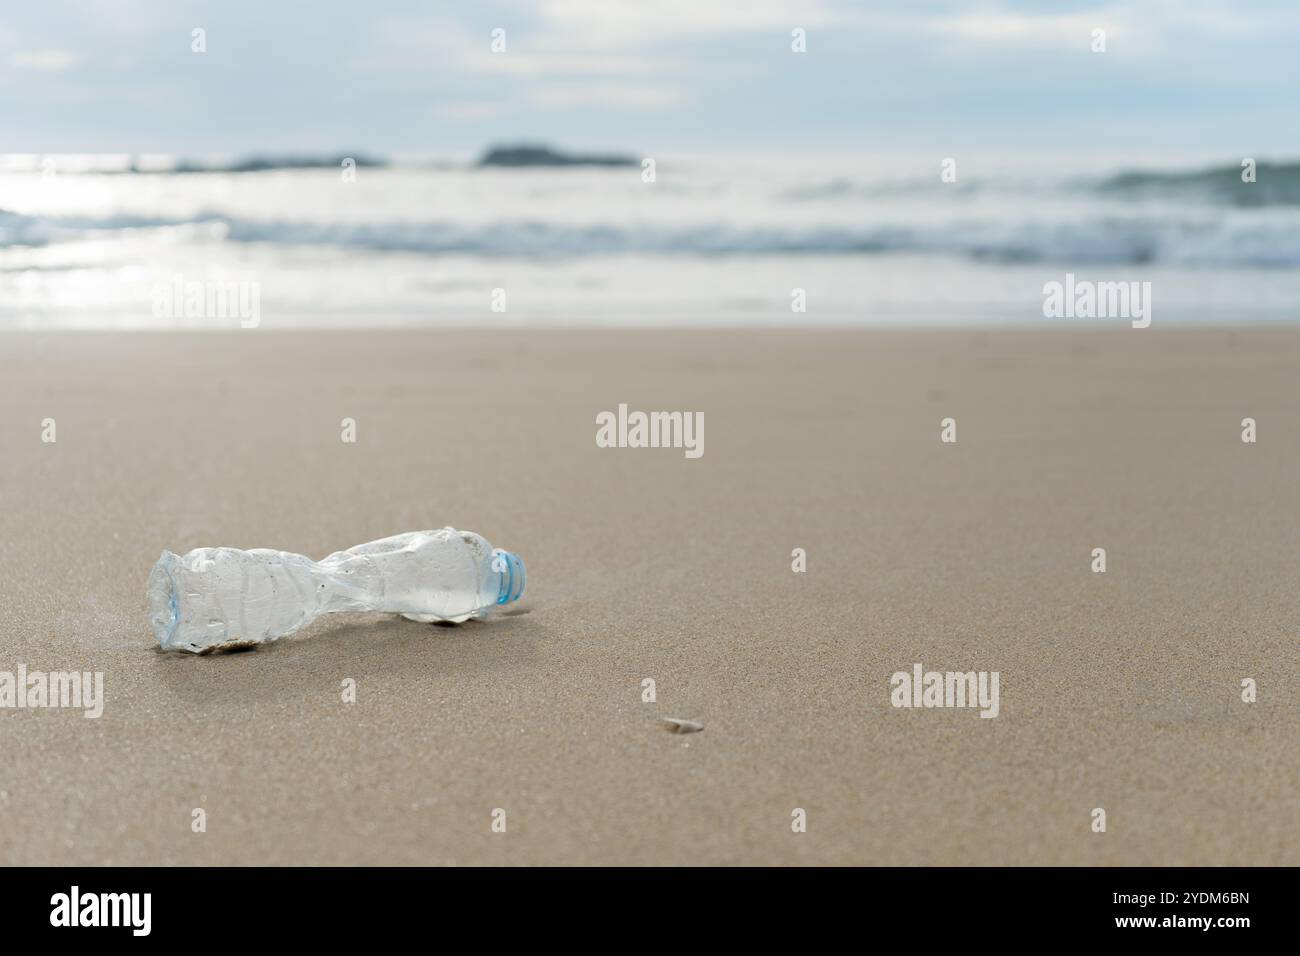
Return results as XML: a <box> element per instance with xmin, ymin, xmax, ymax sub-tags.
<box><xmin>0</xmin><ymin>327</ymin><xmax>1296</xmax><ymax>866</ymax></box>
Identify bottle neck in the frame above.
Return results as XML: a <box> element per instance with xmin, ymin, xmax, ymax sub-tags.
<box><xmin>493</xmin><ymin>550</ymin><xmax>526</xmax><ymax>605</ymax></box>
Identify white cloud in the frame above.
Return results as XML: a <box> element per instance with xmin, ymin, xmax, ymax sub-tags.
<box><xmin>474</xmin><ymin>52</ymin><xmax>688</xmax><ymax>77</ymax></box>
<box><xmin>353</xmin><ymin>17</ymin><xmax>691</xmax><ymax>77</ymax></box>
<box><xmin>10</xmin><ymin>49</ymin><xmax>81</xmax><ymax>71</ymax></box>
<box><xmin>526</xmin><ymin>84</ymin><xmax>688</xmax><ymax>110</ymax></box>
<box><xmin>942</xmin><ymin>12</ymin><xmax>1100</xmax><ymax>42</ymax></box>
<box><xmin>536</xmin><ymin>0</ymin><xmax>836</xmax><ymax>44</ymax></box>
<box><xmin>433</xmin><ymin>101</ymin><xmax>507</xmax><ymax>120</ymax></box>
<box><xmin>837</xmin><ymin>1</ymin><xmax>1277</xmax><ymax>56</ymax></box>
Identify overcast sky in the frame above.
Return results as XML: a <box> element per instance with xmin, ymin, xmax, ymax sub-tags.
<box><xmin>4</xmin><ymin>0</ymin><xmax>1300</xmax><ymax>158</ymax></box>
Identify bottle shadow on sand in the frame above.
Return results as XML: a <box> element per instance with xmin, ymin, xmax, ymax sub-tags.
<box><xmin>150</xmin><ymin>606</ymin><xmax>542</xmax><ymax>707</ymax></box>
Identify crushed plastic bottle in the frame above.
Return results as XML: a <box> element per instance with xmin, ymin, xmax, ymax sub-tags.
<box><xmin>147</xmin><ymin>528</ymin><xmax>525</xmax><ymax>653</ymax></box>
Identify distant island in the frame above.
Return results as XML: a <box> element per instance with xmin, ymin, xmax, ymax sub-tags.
<box><xmin>476</xmin><ymin>144</ymin><xmax>637</xmax><ymax>168</ymax></box>
<box><xmin>169</xmin><ymin>153</ymin><xmax>388</xmax><ymax>174</ymax></box>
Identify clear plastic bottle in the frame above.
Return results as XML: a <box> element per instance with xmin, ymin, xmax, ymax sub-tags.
<box><xmin>147</xmin><ymin>528</ymin><xmax>525</xmax><ymax>653</ymax></box>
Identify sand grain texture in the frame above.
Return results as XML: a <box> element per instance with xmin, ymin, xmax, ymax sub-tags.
<box><xmin>0</xmin><ymin>328</ymin><xmax>1296</xmax><ymax>865</ymax></box>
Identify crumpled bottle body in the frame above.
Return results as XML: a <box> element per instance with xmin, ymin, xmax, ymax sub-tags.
<box><xmin>148</xmin><ymin>528</ymin><xmax>525</xmax><ymax>653</ymax></box>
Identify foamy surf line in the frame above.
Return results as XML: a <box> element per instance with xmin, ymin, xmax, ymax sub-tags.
<box><xmin>6</xmin><ymin>208</ymin><xmax>1300</xmax><ymax>265</ymax></box>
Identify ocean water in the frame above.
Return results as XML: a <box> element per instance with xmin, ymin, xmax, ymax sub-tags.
<box><xmin>2</xmin><ymin>152</ymin><xmax>1299</xmax><ymax>328</ymax></box>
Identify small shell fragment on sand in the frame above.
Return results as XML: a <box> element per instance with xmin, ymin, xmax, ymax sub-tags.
<box><xmin>662</xmin><ymin>717</ymin><xmax>704</xmax><ymax>734</ymax></box>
